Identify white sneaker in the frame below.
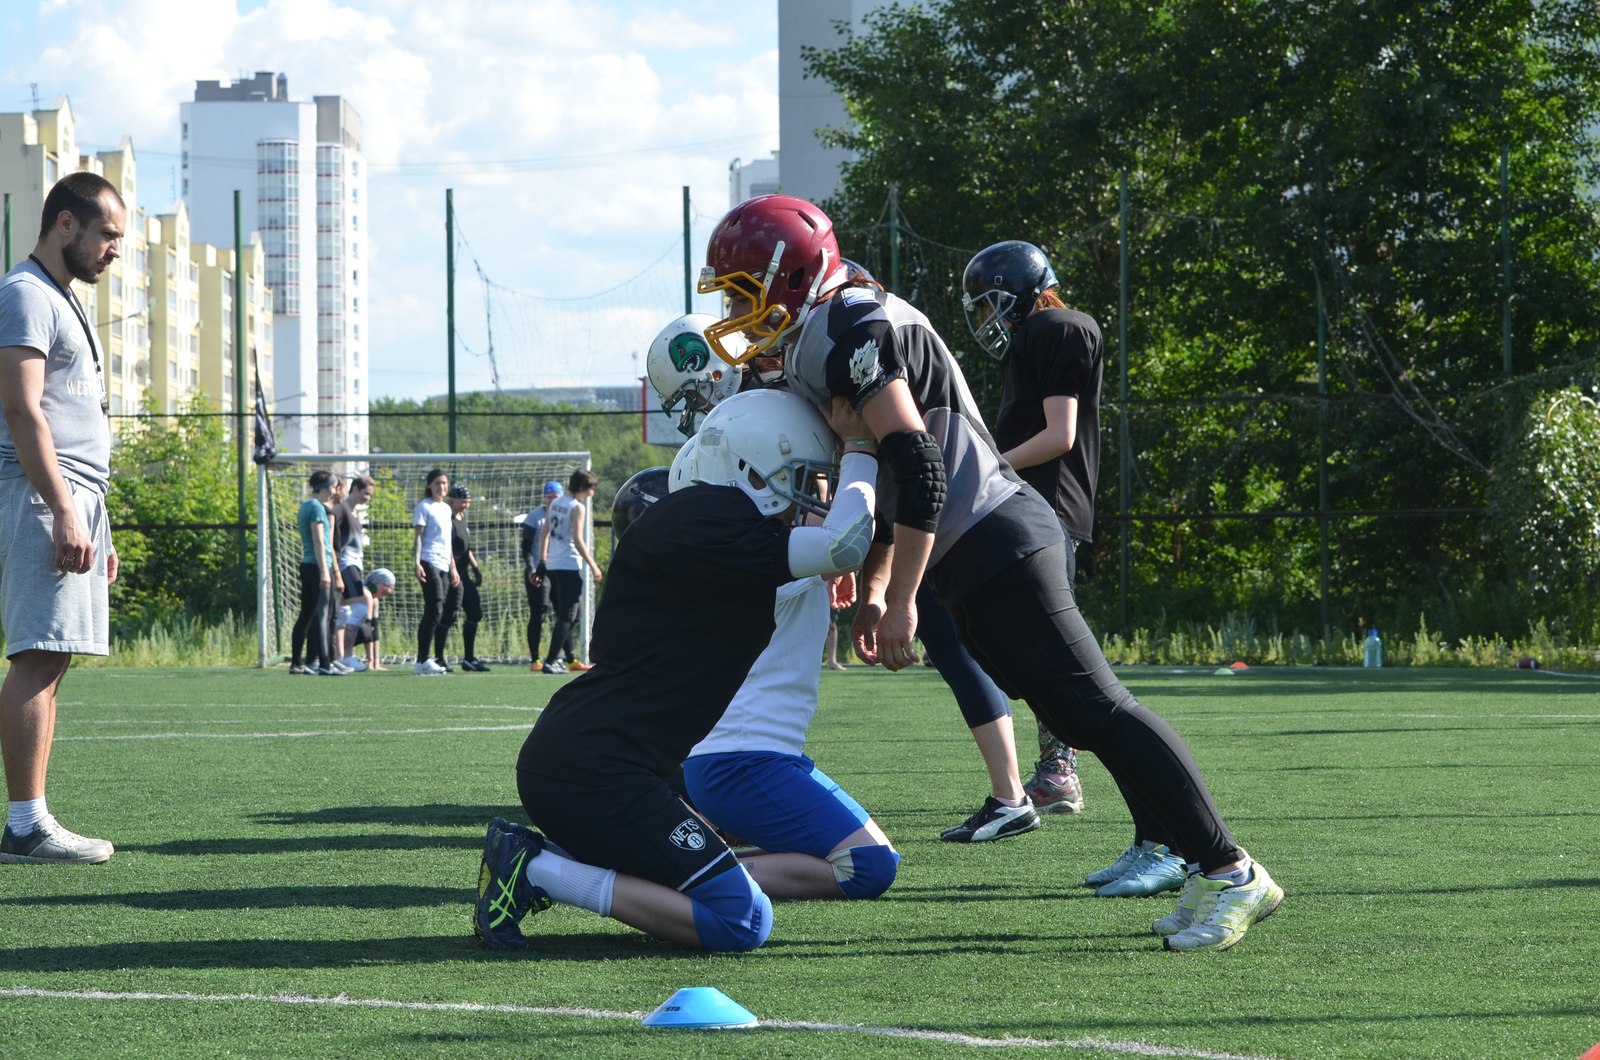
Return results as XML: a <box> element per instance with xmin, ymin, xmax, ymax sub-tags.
<box><xmin>413</xmin><ymin>659</ymin><xmax>445</xmax><ymax>676</ymax></box>
<box><xmin>327</xmin><ymin>660</ymin><xmax>354</xmax><ymax>674</ymax></box>
<box><xmin>1152</xmin><ymin>870</ymin><xmax>1204</xmax><ymax>935</ymax></box>
<box><xmin>339</xmin><ymin>656</ymin><xmax>368</xmax><ymax>672</ymax></box>
<box><xmin>1</xmin><ymin>816</ymin><xmax>114</xmax><ymax>864</ymax></box>
<box><xmin>1162</xmin><ymin>861</ymin><xmax>1284</xmax><ymax>952</ymax></box>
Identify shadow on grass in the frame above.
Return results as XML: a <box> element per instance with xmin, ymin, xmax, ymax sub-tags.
<box><xmin>0</xmin><ymin>884</ymin><xmax>468</xmax><ymax>911</ymax></box>
<box><xmin>0</xmin><ymin>931</ymin><xmax>692</xmax><ymax>972</ymax></box>
<box><xmin>250</xmin><ymin>804</ymin><xmax>522</xmax><ymax>828</ymax></box>
<box><xmin>123</xmin><ymin>833</ymin><xmax>482</xmax><ymax>856</ymax></box>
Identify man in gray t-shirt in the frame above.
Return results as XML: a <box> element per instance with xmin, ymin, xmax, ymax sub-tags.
<box><xmin>0</xmin><ymin>172</ymin><xmax>124</xmax><ymax>866</ymax></box>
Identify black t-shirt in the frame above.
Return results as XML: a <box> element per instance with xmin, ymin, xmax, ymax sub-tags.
<box><xmin>518</xmin><ymin>485</ymin><xmax>793</xmax><ymax>782</ymax></box>
<box><xmin>451</xmin><ymin>517</ymin><xmax>471</xmax><ymax>566</ymax></box>
<box><xmin>994</xmin><ymin>307</ymin><xmax>1103</xmax><ymax>542</ymax></box>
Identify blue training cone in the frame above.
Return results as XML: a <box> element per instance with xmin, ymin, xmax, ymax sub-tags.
<box><xmin>642</xmin><ymin>986</ymin><xmax>758</xmax><ymax>1029</ymax></box>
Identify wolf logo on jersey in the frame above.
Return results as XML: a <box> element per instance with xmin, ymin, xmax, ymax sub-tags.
<box><xmin>848</xmin><ymin>338</ymin><xmax>881</xmax><ymax>390</ymax></box>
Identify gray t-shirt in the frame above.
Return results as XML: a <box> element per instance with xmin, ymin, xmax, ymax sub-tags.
<box><xmin>0</xmin><ymin>261</ymin><xmax>112</xmax><ymax>494</ymax></box>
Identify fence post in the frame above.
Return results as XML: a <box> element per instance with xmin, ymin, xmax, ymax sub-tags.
<box><xmin>1118</xmin><ymin>171</ymin><xmax>1131</xmax><ymax>635</ymax></box>
<box><xmin>1315</xmin><ymin>263</ymin><xmax>1331</xmax><ymax>639</ymax></box>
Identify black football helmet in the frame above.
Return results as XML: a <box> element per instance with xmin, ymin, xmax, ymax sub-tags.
<box><xmin>610</xmin><ymin>466</ymin><xmax>671</xmax><ymax>545</ymax></box>
<box><xmin>961</xmin><ymin>240</ymin><xmax>1059</xmax><ymax>359</ymax></box>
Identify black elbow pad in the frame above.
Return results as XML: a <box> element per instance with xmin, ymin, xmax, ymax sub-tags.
<box><xmin>880</xmin><ymin>430</ymin><xmax>945</xmax><ymax>533</ymax></box>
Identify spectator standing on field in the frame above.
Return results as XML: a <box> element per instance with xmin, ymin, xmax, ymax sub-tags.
<box><xmin>538</xmin><ymin>468</ymin><xmax>602</xmax><ymax>674</ymax></box>
<box><xmin>0</xmin><ymin>172</ymin><xmax>125</xmax><ymax>864</ymax></box>
<box><xmin>412</xmin><ymin>468</ymin><xmax>459</xmax><ymax>676</ymax></box>
<box><xmin>520</xmin><ymin>480</ymin><xmax>562</xmax><ymax>671</ymax></box>
<box><xmin>442</xmin><ymin>483</ymin><xmax>490</xmax><ymax>671</ymax></box>
<box><xmin>333</xmin><ymin>473</ymin><xmax>375</xmax><ymax>671</ymax></box>
<box><xmin>290</xmin><ymin>470</ymin><xmax>339</xmax><ymax>676</ymax></box>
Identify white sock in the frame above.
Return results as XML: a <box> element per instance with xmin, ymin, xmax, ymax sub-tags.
<box><xmin>7</xmin><ymin>798</ymin><xmax>47</xmax><ymax>835</ymax></box>
<box><xmin>525</xmin><ymin>849</ymin><xmax>616</xmax><ymax>917</ymax></box>
<box><xmin>1204</xmin><ymin>855</ymin><xmax>1254</xmax><ymax>887</ymax></box>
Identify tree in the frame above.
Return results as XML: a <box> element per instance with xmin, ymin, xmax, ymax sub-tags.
<box><xmin>108</xmin><ymin>397</ymin><xmax>249</xmax><ymax>635</ymax></box>
<box><xmin>807</xmin><ymin>0</ymin><xmax>1600</xmax><ymax>639</ymax></box>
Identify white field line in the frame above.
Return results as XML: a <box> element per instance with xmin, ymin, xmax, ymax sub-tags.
<box><xmin>0</xmin><ymin>986</ymin><xmax>1278</xmax><ymax>1059</ymax></box>
<box><xmin>53</xmin><ymin>724</ymin><xmax>533</xmax><ymax>743</ymax></box>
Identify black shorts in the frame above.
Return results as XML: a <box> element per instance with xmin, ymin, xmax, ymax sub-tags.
<box><xmin>341</xmin><ymin>565</ymin><xmax>364</xmax><ymax>600</ymax></box>
<box><xmin>516</xmin><ymin>768</ymin><xmax>738</xmax><ymax>891</ymax></box>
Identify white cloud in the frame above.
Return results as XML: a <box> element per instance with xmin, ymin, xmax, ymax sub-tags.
<box><xmin>8</xmin><ymin>0</ymin><xmax>779</xmax><ymax>400</ymax></box>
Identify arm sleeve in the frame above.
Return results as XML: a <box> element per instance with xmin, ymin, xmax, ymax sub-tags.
<box><xmin>786</xmin><ymin>452</ymin><xmax>877</xmax><ymax>578</ymax></box>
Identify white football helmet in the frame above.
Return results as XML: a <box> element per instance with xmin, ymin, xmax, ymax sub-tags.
<box><xmin>692</xmin><ymin>389</ymin><xmax>837</xmax><ymax>518</ymax></box>
<box><xmin>647</xmin><ymin>314</ymin><xmax>746</xmax><ymax>437</ymax></box>
<box><xmin>668</xmin><ymin>435</ymin><xmax>699</xmax><ymax>493</ymax></box>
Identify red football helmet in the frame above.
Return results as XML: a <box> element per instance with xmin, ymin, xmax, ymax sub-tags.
<box><xmin>698</xmin><ymin>194</ymin><xmax>846</xmax><ymax>366</ymax></box>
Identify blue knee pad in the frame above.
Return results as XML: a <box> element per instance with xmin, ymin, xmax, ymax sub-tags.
<box><xmin>688</xmin><ymin>864</ymin><xmax>773</xmax><ymax>951</ymax></box>
<box><xmin>826</xmin><ymin>844</ymin><xmax>900</xmax><ymax>899</ymax></box>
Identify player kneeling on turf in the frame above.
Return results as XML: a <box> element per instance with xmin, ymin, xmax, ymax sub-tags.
<box><xmin>475</xmin><ymin>388</ymin><xmax>878</xmax><ymax>951</ymax></box>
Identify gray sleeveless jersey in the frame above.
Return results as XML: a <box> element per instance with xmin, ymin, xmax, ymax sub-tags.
<box><xmin>783</xmin><ymin>286</ymin><xmax>1021</xmax><ymax>566</ymax></box>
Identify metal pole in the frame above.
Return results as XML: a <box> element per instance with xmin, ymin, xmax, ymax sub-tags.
<box><xmin>3</xmin><ymin>192</ymin><xmax>11</xmax><ymax>270</ymax></box>
<box><xmin>1500</xmin><ymin>144</ymin><xmax>1513</xmax><ymax>377</ymax></box>
<box><xmin>446</xmin><ymin>188</ymin><xmax>457</xmax><ymax>453</ymax></box>
<box><xmin>888</xmin><ymin>184</ymin><xmax>901</xmax><ymax>294</ymax></box>
<box><xmin>1118</xmin><ymin>171</ymin><xmax>1131</xmax><ymax>635</ymax></box>
<box><xmin>234</xmin><ymin>191</ymin><xmax>249</xmax><ymax>612</ymax></box>
<box><xmin>257</xmin><ymin>463</ymin><xmax>271</xmax><ymax>667</ymax></box>
<box><xmin>1315</xmin><ymin>264</ymin><xmax>1331</xmax><ymax>639</ymax></box>
<box><xmin>682</xmin><ymin>185</ymin><xmax>693</xmax><ymax>314</ymax></box>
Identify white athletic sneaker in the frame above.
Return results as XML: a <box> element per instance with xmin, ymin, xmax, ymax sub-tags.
<box><xmin>1152</xmin><ymin>870</ymin><xmax>1204</xmax><ymax>936</ymax></box>
<box><xmin>1162</xmin><ymin>861</ymin><xmax>1284</xmax><ymax>952</ymax></box>
<box><xmin>339</xmin><ymin>656</ymin><xmax>368</xmax><ymax>672</ymax></box>
<box><xmin>1</xmin><ymin>816</ymin><xmax>114</xmax><ymax>864</ymax></box>
<box><xmin>413</xmin><ymin>659</ymin><xmax>446</xmax><ymax>676</ymax></box>
<box><xmin>326</xmin><ymin>660</ymin><xmax>354</xmax><ymax>674</ymax></box>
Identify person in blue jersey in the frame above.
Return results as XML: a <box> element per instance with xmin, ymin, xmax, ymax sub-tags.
<box><xmin>696</xmin><ymin>194</ymin><xmax>1283</xmax><ymax>953</ymax></box>
<box><xmin>290</xmin><ymin>470</ymin><xmax>338</xmax><ymax>676</ymax></box>
<box><xmin>473</xmin><ymin>389</ymin><xmax>878</xmax><ymax>951</ymax></box>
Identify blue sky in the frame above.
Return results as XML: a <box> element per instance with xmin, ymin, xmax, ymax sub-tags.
<box><xmin>2</xmin><ymin>0</ymin><xmax>779</xmax><ymax>399</ymax></box>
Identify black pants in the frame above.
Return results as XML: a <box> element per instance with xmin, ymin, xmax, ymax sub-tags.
<box><xmin>544</xmin><ymin>569</ymin><xmax>582</xmax><ymax>663</ymax></box>
<box><xmin>914</xmin><ymin>581</ymin><xmax>1011</xmax><ymax>728</ymax></box>
<box><xmin>449</xmin><ymin>577</ymin><xmax>483</xmax><ymax>660</ymax></box>
<box><xmin>292</xmin><ymin>562</ymin><xmax>332</xmax><ymax>668</ymax></box>
<box><xmin>940</xmin><ymin>542</ymin><xmax>1239</xmax><ymax>871</ymax></box>
<box><xmin>525</xmin><ymin>574</ymin><xmax>551</xmax><ymax>659</ymax></box>
<box><xmin>416</xmin><ymin>564</ymin><xmax>451</xmax><ymax>662</ymax></box>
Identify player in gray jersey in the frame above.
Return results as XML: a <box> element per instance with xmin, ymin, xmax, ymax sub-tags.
<box><xmin>697</xmin><ymin>194</ymin><xmax>1283</xmax><ymax>953</ymax></box>
<box><xmin>0</xmin><ymin>173</ymin><xmax>124</xmax><ymax>865</ymax></box>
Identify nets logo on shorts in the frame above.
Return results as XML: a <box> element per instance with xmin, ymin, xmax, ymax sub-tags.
<box><xmin>669</xmin><ymin>818</ymin><xmax>706</xmax><ymax>851</ymax></box>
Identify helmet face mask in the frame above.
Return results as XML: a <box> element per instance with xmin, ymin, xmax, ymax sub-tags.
<box><xmin>647</xmin><ymin>314</ymin><xmax>745</xmax><ymax>436</ymax></box>
<box><xmin>699</xmin><ymin>195</ymin><xmax>846</xmax><ymax>367</ymax></box>
<box><xmin>961</xmin><ymin>240</ymin><xmax>1059</xmax><ymax>360</ymax></box>
<box><xmin>691</xmin><ymin>389</ymin><xmax>838</xmax><ymax>519</ymax></box>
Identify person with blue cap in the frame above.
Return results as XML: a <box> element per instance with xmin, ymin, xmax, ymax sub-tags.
<box><xmin>520</xmin><ymin>480</ymin><xmax>565</xmax><ymax>670</ymax></box>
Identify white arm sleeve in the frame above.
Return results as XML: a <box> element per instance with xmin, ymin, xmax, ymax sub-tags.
<box><xmin>787</xmin><ymin>452</ymin><xmax>877</xmax><ymax>578</ymax></box>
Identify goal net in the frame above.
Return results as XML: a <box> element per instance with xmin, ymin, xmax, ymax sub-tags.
<box><xmin>259</xmin><ymin>452</ymin><xmax>592</xmax><ymax>668</ymax></box>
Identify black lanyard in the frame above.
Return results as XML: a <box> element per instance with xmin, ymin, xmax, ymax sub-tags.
<box><xmin>27</xmin><ymin>254</ymin><xmax>110</xmax><ymax>416</ymax></box>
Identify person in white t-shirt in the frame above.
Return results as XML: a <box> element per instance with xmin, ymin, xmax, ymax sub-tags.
<box><xmin>536</xmin><ymin>468</ymin><xmax>602</xmax><ymax>674</ymax></box>
<box><xmin>411</xmin><ymin>468</ymin><xmax>459</xmax><ymax>676</ymax></box>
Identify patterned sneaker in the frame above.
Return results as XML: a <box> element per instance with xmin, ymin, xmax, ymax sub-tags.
<box><xmin>529</xmin><ymin>660</ymin><xmax>542</xmax><ymax>672</ymax></box>
<box><xmin>1023</xmin><ymin>763</ymin><xmax>1084</xmax><ymax>815</ymax></box>
<box><xmin>0</xmin><ymin>818</ymin><xmax>114</xmax><ymax>865</ymax></box>
<box><xmin>541</xmin><ymin>660</ymin><xmax>568</xmax><ymax>674</ymax></box>
<box><xmin>939</xmin><ymin>796</ymin><xmax>1041</xmax><ymax>843</ymax></box>
<box><xmin>1152</xmin><ymin>870</ymin><xmax>1204</xmax><ymax>936</ymax></box>
<box><xmin>474</xmin><ymin>817</ymin><xmax>552</xmax><ymax>950</ymax></box>
<box><xmin>1162</xmin><ymin>861</ymin><xmax>1284</xmax><ymax>952</ymax></box>
<box><xmin>1096</xmin><ymin>842</ymin><xmax>1187</xmax><ymax>897</ymax></box>
<box><xmin>1086</xmin><ymin>842</ymin><xmax>1143</xmax><ymax>887</ymax></box>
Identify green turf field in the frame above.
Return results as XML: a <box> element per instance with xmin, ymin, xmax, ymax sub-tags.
<box><xmin>1</xmin><ymin>665</ymin><xmax>1596</xmax><ymax>1058</ymax></box>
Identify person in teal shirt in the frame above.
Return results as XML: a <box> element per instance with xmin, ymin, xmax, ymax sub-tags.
<box><xmin>292</xmin><ymin>470</ymin><xmax>338</xmax><ymax>674</ymax></box>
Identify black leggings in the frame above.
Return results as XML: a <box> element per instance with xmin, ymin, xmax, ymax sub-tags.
<box><xmin>441</xmin><ymin>577</ymin><xmax>483</xmax><ymax>660</ymax></box>
<box><xmin>416</xmin><ymin>564</ymin><xmax>451</xmax><ymax>662</ymax></box>
<box><xmin>544</xmin><ymin>569</ymin><xmax>582</xmax><ymax>663</ymax></box>
<box><xmin>914</xmin><ymin>581</ymin><xmax>1011</xmax><ymax>728</ymax></box>
<box><xmin>525</xmin><ymin>575</ymin><xmax>551</xmax><ymax>659</ymax></box>
<box><xmin>941</xmin><ymin>542</ymin><xmax>1236</xmax><ymax>870</ymax></box>
<box><xmin>291</xmin><ymin>562</ymin><xmax>332</xmax><ymax>668</ymax></box>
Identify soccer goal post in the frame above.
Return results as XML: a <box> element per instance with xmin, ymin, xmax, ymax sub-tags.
<box><xmin>258</xmin><ymin>452</ymin><xmax>593</xmax><ymax>669</ymax></box>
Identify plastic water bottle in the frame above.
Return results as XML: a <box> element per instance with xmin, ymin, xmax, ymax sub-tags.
<box><xmin>1363</xmin><ymin>628</ymin><xmax>1383</xmax><ymax>668</ymax></box>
